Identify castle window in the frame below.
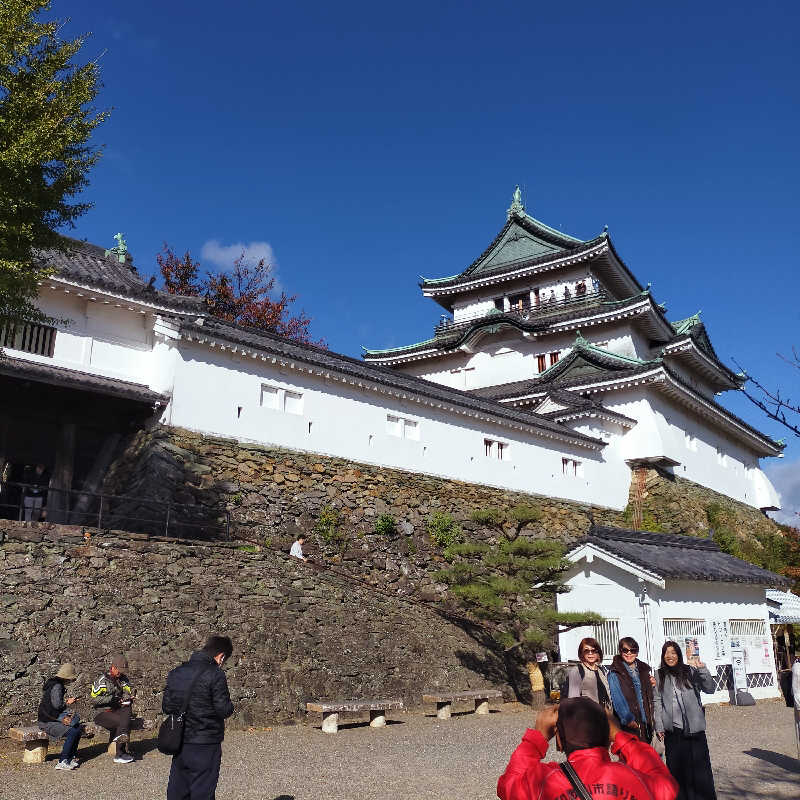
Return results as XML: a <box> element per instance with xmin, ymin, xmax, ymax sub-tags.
<box><xmin>387</xmin><ymin>414</ymin><xmax>420</xmax><ymax>440</ymax></box>
<box><xmin>494</xmin><ymin>297</ymin><xmax>505</xmax><ymax>311</ymax></box>
<box><xmin>260</xmin><ymin>383</ymin><xmax>303</xmax><ymax>415</ymax></box>
<box><xmin>549</xmin><ymin>351</ymin><xmax>560</xmax><ymax>366</ymax></box>
<box><xmin>484</xmin><ymin>439</ymin><xmax>509</xmax><ymax>460</ymax></box>
<box><xmin>537</xmin><ymin>354</ymin><xmax>547</xmax><ymax>372</ymax></box>
<box><xmin>562</xmin><ymin>458</ymin><xmax>582</xmax><ymax>477</ymax></box>
<box><xmin>509</xmin><ymin>293</ymin><xmax>527</xmax><ymax>311</ymax></box>
<box><xmin>685</xmin><ymin>434</ymin><xmax>698</xmax><ymax>452</ymax></box>
<box><xmin>0</xmin><ymin>321</ymin><xmax>57</xmax><ymax>357</ymax></box>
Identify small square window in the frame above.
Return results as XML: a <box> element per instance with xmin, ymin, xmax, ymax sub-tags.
<box><xmin>537</xmin><ymin>354</ymin><xmax>547</xmax><ymax>373</ymax></box>
<box><xmin>484</xmin><ymin>439</ymin><xmax>494</xmax><ymax>457</ymax></box>
<box><xmin>260</xmin><ymin>385</ymin><xmax>279</xmax><ymax>409</ymax></box>
<box><xmin>497</xmin><ymin>442</ymin><xmax>506</xmax><ymax>461</ymax></box>
<box><xmin>386</xmin><ymin>414</ymin><xmax>402</xmax><ymax>437</ymax></box>
<box><xmin>404</xmin><ymin>419</ymin><xmax>420</xmax><ymax>441</ymax></box>
<box><xmin>284</xmin><ymin>390</ymin><xmax>303</xmax><ymax>415</ymax></box>
<box><xmin>549</xmin><ymin>351</ymin><xmax>560</xmax><ymax>366</ymax></box>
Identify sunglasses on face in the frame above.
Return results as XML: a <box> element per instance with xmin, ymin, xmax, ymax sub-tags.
<box><xmin>581</xmin><ymin>648</ymin><xmax>598</xmax><ymax>655</ymax></box>
<box><xmin>621</xmin><ymin>647</ymin><xmax>639</xmax><ymax>654</ymax></box>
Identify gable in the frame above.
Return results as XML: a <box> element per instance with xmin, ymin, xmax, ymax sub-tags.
<box><xmin>478</xmin><ymin>221</ymin><xmax>565</xmax><ymax>272</ymax></box>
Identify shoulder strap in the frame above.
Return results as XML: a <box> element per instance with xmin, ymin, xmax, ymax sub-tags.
<box><xmin>560</xmin><ymin>761</ymin><xmax>594</xmax><ymax>800</ymax></box>
<box><xmin>180</xmin><ymin>664</ymin><xmax>214</xmax><ymax>714</ymax></box>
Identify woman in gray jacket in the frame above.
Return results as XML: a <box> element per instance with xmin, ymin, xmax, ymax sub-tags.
<box><xmin>654</xmin><ymin>640</ymin><xmax>717</xmax><ymax>800</ymax></box>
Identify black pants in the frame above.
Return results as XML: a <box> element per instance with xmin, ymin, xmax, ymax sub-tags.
<box><xmin>94</xmin><ymin>705</ymin><xmax>132</xmax><ymax>741</ymax></box>
<box><xmin>167</xmin><ymin>742</ymin><xmax>222</xmax><ymax>800</ymax></box>
<box><xmin>664</xmin><ymin>729</ymin><xmax>717</xmax><ymax>800</ymax></box>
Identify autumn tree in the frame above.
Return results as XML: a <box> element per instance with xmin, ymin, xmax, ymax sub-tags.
<box><xmin>157</xmin><ymin>244</ymin><xmax>323</xmax><ymax>346</ymax></box>
<box><xmin>1</xmin><ymin>0</ymin><xmax>108</xmax><ymax>328</ymax></box>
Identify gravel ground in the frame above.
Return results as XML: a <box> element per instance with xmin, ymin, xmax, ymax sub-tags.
<box><xmin>1</xmin><ymin>701</ymin><xmax>797</xmax><ymax>799</ymax></box>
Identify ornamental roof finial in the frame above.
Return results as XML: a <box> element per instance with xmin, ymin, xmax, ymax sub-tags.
<box><xmin>507</xmin><ymin>185</ymin><xmax>525</xmax><ymax>218</ymax></box>
<box><xmin>105</xmin><ymin>232</ymin><xmax>128</xmax><ymax>264</ymax></box>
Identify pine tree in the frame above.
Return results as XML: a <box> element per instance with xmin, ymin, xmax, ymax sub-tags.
<box><xmin>0</xmin><ymin>0</ymin><xmax>108</xmax><ymax>327</ymax></box>
<box><xmin>436</xmin><ymin>514</ymin><xmax>602</xmax><ymax>652</ymax></box>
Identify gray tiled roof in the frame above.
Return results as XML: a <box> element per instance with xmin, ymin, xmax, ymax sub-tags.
<box><xmin>2</xmin><ymin>355</ymin><xmax>168</xmax><ymax>406</ymax></box>
<box><xmin>39</xmin><ymin>237</ymin><xmax>203</xmax><ymax>312</ymax></box>
<box><xmin>577</xmin><ymin>525</ymin><xmax>789</xmax><ymax>587</ymax></box>
<box><xmin>180</xmin><ymin>317</ymin><xmax>604</xmax><ymax>449</ymax></box>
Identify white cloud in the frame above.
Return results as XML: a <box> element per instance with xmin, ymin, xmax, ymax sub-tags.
<box><xmin>200</xmin><ymin>239</ymin><xmax>276</xmax><ymax>271</ymax></box>
<box><xmin>766</xmin><ymin>457</ymin><xmax>800</xmax><ymax>527</ymax></box>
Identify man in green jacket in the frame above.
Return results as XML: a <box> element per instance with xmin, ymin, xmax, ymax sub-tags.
<box><xmin>91</xmin><ymin>654</ymin><xmax>135</xmax><ymax>764</ymax></box>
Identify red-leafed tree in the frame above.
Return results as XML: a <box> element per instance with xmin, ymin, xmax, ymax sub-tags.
<box><xmin>157</xmin><ymin>244</ymin><xmax>324</xmax><ymax>346</ymax></box>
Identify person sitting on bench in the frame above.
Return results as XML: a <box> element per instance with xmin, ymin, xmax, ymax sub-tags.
<box><xmin>91</xmin><ymin>654</ymin><xmax>135</xmax><ymax>764</ymax></box>
<box><xmin>37</xmin><ymin>662</ymin><xmax>84</xmax><ymax>771</ymax></box>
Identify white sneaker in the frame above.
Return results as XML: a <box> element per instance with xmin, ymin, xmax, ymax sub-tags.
<box><xmin>55</xmin><ymin>760</ymin><xmax>76</xmax><ymax>770</ymax></box>
<box><xmin>113</xmin><ymin>754</ymin><xmax>134</xmax><ymax>764</ymax></box>
<box><xmin>68</xmin><ymin>758</ymin><xmax>80</xmax><ymax>768</ymax></box>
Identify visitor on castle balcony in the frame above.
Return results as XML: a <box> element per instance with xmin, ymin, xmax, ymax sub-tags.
<box><xmin>565</xmin><ymin>637</ymin><xmax>611</xmax><ymax>707</ymax></box>
<box><xmin>91</xmin><ymin>654</ymin><xmax>136</xmax><ymax>764</ymax></box>
<box><xmin>290</xmin><ymin>533</ymin><xmax>308</xmax><ymax>561</ymax></box>
<box><xmin>608</xmin><ymin>637</ymin><xmax>656</xmax><ymax>743</ymax></box>
<box><xmin>497</xmin><ymin>697</ymin><xmax>677</xmax><ymax>800</ymax></box>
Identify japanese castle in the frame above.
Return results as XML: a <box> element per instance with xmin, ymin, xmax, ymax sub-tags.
<box><xmin>0</xmin><ymin>189</ymin><xmax>782</xmax><ymax>516</ymax></box>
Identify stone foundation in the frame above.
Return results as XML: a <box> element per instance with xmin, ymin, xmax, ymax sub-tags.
<box><xmin>0</xmin><ymin>520</ymin><xmax>506</xmax><ymax>730</ymax></box>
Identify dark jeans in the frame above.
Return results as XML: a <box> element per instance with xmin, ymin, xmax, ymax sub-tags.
<box><xmin>94</xmin><ymin>705</ymin><xmax>132</xmax><ymax>741</ymax></box>
<box><xmin>665</xmin><ymin>729</ymin><xmax>717</xmax><ymax>800</ymax></box>
<box><xmin>60</xmin><ymin>718</ymin><xmax>82</xmax><ymax>761</ymax></box>
<box><xmin>167</xmin><ymin>742</ymin><xmax>222</xmax><ymax>800</ymax></box>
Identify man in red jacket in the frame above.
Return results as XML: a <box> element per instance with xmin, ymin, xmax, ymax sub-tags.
<box><xmin>497</xmin><ymin>697</ymin><xmax>678</xmax><ymax>800</ymax></box>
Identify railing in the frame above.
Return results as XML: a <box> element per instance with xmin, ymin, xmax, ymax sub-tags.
<box><xmin>434</xmin><ymin>290</ymin><xmax>609</xmax><ymax>335</ymax></box>
<box><xmin>0</xmin><ymin>481</ymin><xmax>229</xmax><ymax>540</ymax></box>
<box><xmin>0</xmin><ymin>321</ymin><xmax>57</xmax><ymax>357</ymax></box>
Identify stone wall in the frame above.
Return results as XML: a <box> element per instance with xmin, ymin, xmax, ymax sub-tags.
<box><xmin>103</xmin><ymin>425</ymin><xmax>783</xmax><ymax>563</ymax></box>
<box><xmin>0</xmin><ymin>520</ymin><xmax>506</xmax><ymax>730</ymax></box>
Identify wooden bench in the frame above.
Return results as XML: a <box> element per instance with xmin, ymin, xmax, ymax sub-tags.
<box><xmin>305</xmin><ymin>699</ymin><xmax>404</xmax><ymax>734</ymax></box>
<box><xmin>422</xmin><ymin>688</ymin><xmax>503</xmax><ymax>720</ymax></box>
<box><xmin>8</xmin><ymin>718</ymin><xmax>145</xmax><ymax>764</ymax></box>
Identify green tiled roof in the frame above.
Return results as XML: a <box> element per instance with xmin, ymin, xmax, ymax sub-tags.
<box><xmin>670</xmin><ymin>312</ymin><xmax>702</xmax><ymax>336</ymax></box>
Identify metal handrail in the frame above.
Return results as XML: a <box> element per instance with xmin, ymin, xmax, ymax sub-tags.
<box><xmin>0</xmin><ymin>480</ymin><xmax>229</xmax><ymax>540</ymax></box>
<box><xmin>434</xmin><ymin>289</ymin><xmax>608</xmax><ymax>335</ymax></box>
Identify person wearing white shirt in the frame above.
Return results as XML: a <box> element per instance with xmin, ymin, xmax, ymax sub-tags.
<box><xmin>289</xmin><ymin>534</ymin><xmax>307</xmax><ymax>561</ymax></box>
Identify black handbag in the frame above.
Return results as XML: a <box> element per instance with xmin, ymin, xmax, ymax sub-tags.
<box><xmin>560</xmin><ymin>761</ymin><xmax>594</xmax><ymax>800</ymax></box>
<box><xmin>157</xmin><ymin>665</ymin><xmax>212</xmax><ymax>755</ymax></box>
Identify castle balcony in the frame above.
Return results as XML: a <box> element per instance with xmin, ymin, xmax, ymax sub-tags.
<box><xmin>434</xmin><ymin>289</ymin><xmax>609</xmax><ymax>337</ymax></box>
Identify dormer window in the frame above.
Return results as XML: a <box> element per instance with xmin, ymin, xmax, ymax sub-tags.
<box><xmin>493</xmin><ymin>297</ymin><xmax>505</xmax><ymax>311</ymax></box>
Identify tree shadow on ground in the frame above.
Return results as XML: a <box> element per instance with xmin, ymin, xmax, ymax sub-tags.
<box><xmin>310</xmin><ymin>719</ymin><xmax>405</xmax><ymax>733</ymax></box>
<box><xmin>744</xmin><ymin>748</ymin><xmax>800</xmax><ymax>774</ymax></box>
<box><xmin>454</xmin><ymin>647</ymin><xmax>530</xmax><ymax>704</ymax></box>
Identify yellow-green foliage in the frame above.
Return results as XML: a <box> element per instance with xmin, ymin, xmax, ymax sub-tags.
<box><xmin>1</xmin><ymin>1</ymin><xmax>109</xmax><ymax>327</ymax></box>
<box><xmin>427</xmin><ymin>511</ymin><xmax>462</xmax><ymax>548</ymax></box>
<box><xmin>315</xmin><ymin>505</ymin><xmax>345</xmax><ymax>545</ymax></box>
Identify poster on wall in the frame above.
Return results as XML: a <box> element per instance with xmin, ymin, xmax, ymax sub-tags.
<box><xmin>711</xmin><ymin>620</ymin><xmax>730</xmax><ymax>662</ymax></box>
<box><xmin>743</xmin><ymin>636</ymin><xmax>772</xmax><ymax>671</ymax></box>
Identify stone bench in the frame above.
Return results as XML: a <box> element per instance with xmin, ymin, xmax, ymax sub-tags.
<box><xmin>9</xmin><ymin>718</ymin><xmax>145</xmax><ymax>763</ymax></box>
<box><xmin>306</xmin><ymin>699</ymin><xmax>404</xmax><ymax>734</ymax></box>
<box><xmin>422</xmin><ymin>688</ymin><xmax>504</xmax><ymax>719</ymax></box>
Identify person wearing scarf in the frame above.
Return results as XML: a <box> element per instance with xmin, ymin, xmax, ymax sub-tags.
<box><xmin>607</xmin><ymin>636</ymin><xmax>656</xmax><ymax>742</ymax></box>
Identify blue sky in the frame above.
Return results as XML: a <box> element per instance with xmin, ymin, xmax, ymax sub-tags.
<box><xmin>58</xmin><ymin>1</ymin><xmax>799</xmax><ymax>514</ymax></box>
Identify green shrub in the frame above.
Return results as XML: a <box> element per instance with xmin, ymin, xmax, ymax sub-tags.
<box><xmin>315</xmin><ymin>505</ymin><xmax>345</xmax><ymax>546</ymax></box>
<box><xmin>427</xmin><ymin>511</ymin><xmax>463</xmax><ymax>548</ymax></box>
<box><xmin>374</xmin><ymin>513</ymin><xmax>397</xmax><ymax>536</ymax></box>
<box><xmin>471</xmin><ymin>508</ymin><xmax>506</xmax><ymax>527</ymax></box>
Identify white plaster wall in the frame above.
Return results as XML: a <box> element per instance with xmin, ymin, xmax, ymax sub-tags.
<box><xmin>606</xmin><ymin>388</ymin><xmax>779</xmax><ymax>509</ymax></box>
<box><xmin>9</xmin><ymin>287</ymin><xmax>158</xmax><ymax>386</ymax></box>
<box><xmin>558</xmin><ymin>561</ymin><xmax>779</xmax><ymax>702</ymax></box>
<box><xmin>405</xmin><ymin>324</ymin><xmax>646</xmax><ymax>392</ymax></box>
<box><xmin>166</xmin><ymin>339</ymin><xmax>632</xmax><ymax>508</ymax></box>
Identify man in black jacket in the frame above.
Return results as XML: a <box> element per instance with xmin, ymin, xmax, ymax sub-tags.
<box><xmin>162</xmin><ymin>635</ymin><xmax>235</xmax><ymax>800</ymax></box>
